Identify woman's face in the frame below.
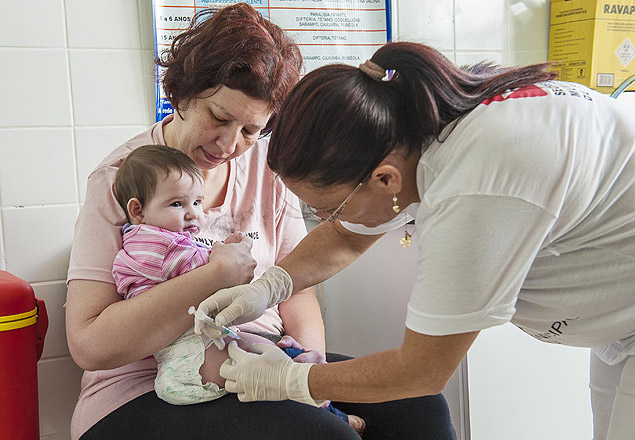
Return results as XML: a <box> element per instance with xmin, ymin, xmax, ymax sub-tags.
<box><xmin>165</xmin><ymin>86</ymin><xmax>272</xmax><ymax>171</ymax></box>
<box><xmin>284</xmin><ymin>179</ymin><xmax>399</xmax><ymax>228</ymax></box>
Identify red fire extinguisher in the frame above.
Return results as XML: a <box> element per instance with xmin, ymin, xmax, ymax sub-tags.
<box><xmin>0</xmin><ymin>271</ymin><xmax>49</xmax><ymax>440</ymax></box>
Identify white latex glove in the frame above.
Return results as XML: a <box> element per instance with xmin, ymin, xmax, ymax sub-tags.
<box><xmin>194</xmin><ymin>266</ymin><xmax>293</xmax><ymax>336</ymax></box>
<box><xmin>200</xmin><ymin>329</ymin><xmax>227</xmax><ymax>350</ymax></box>
<box><xmin>220</xmin><ymin>341</ymin><xmax>323</xmax><ymax>406</ymax></box>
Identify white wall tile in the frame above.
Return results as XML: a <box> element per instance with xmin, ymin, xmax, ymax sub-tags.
<box><xmin>138</xmin><ymin>0</ymin><xmax>155</xmax><ymax>51</ymax></box>
<box><xmin>0</xmin><ymin>49</ymin><xmax>72</xmax><ymax>127</ymax></box>
<box><xmin>440</xmin><ymin>50</ymin><xmax>456</xmax><ymax>64</ymax></box>
<box><xmin>508</xmin><ymin>0</ymin><xmax>550</xmax><ymax>51</ymax></box>
<box><xmin>142</xmin><ymin>49</ymin><xmax>159</xmax><ymax>125</ymax></box>
<box><xmin>0</xmin><ymin>0</ymin><xmax>66</xmax><ymax>48</ymax></box>
<box><xmin>0</xmin><ymin>129</ymin><xmax>77</xmax><ymax>207</ymax></box>
<box><xmin>75</xmin><ymin>126</ymin><xmax>147</xmax><ymax>201</ymax></box>
<box><xmin>508</xmin><ymin>50</ymin><xmax>549</xmax><ymax>65</ymax></box>
<box><xmin>38</xmin><ymin>357</ymin><xmax>83</xmax><ymax>439</ymax></box>
<box><xmin>455</xmin><ymin>51</ymin><xmax>505</xmax><ymax>67</ymax></box>
<box><xmin>2</xmin><ymin>205</ymin><xmax>78</xmax><ymax>283</ymax></box>
<box><xmin>33</xmin><ymin>282</ymin><xmax>71</xmax><ymax>359</ymax></box>
<box><xmin>65</xmin><ymin>0</ymin><xmax>141</xmax><ymax>49</ymax></box>
<box><xmin>397</xmin><ymin>0</ymin><xmax>454</xmax><ymax>50</ymax></box>
<box><xmin>69</xmin><ymin>50</ymin><xmax>149</xmax><ymax>126</ymax></box>
<box><xmin>456</xmin><ymin>0</ymin><xmax>506</xmax><ymax>50</ymax></box>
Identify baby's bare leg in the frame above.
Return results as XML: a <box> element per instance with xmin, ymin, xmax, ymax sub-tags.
<box><xmin>198</xmin><ymin>333</ymin><xmax>276</xmax><ymax>388</ymax></box>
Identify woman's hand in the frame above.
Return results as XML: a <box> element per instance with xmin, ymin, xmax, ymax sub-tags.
<box><xmin>207</xmin><ymin>234</ymin><xmax>256</xmax><ymax>287</ymax></box>
<box><xmin>277</xmin><ymin>335</ymin><xmax>326</xmax><ymax>364</ymax></box>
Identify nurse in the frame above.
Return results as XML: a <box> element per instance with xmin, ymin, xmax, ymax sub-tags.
<box><xmin>197</xmin><ymin>42</ymin><xmax>635</xmax><ymax>440</ymax></box>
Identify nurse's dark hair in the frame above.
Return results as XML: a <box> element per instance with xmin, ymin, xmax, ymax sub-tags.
<box><xmin>157</xmin><ymin>3</ymin><xmax>302</xmax><ymax>135</ymax></box>
<box><xmin>114</xmin><ymin>145</ymin><xmax>203</xmax><ymax>222</ymax></box>
<box><xmin>267</xmin><ymin>41</ymin><xmax>558</xmax><ymax>187</ymax></box>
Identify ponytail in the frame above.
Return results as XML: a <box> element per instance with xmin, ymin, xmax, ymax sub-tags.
<box><xmin>268</xmin><ymin>42</ymin><xmax>557</xmax><ymax>187</ymax></box>
<box><xmin>370</xmin><ymin>42</ymin><xmax>556</xmax><ymax>156</ymax></box>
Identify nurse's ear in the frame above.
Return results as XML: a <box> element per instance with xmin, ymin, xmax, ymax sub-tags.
<box><xmin>368</xmin><ymin>149</ymin><xmax>421</xmax><ymax>209</ymax></box>
<box><xmin>369</xmin><ymin>153</ymin><xmax>404</xmax><ymax>195</ymax></box>
<box><xmin>126</xmin><ymin>198</ymin><xmax>145</xmax><ymax>225</ymax></box>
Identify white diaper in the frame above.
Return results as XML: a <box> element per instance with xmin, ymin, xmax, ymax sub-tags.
<box><xmin>153</xmin><ymin>327</ymin><xmax>226</xmax><ymax>405</ymax></box>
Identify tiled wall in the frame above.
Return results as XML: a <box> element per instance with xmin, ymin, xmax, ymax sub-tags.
<box><xmin>397</xmin><ymin>0</ymin><xmax>550</xmax><ymax>66</ymax></box>
<box><xmin>0</xmin><ymin>1</ymin><xmax>154</xmax><ymax>438</ymax></box>
<box><xmin>0</xmin><ymin>1</ymin><xmax>630</xmax><ymax>439</ymax></box>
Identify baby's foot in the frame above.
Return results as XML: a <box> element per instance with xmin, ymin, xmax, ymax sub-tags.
<box><xmin>348</xmin><ymin>415</ymin><xmax>366</xmax><ymax>436</ymax></box>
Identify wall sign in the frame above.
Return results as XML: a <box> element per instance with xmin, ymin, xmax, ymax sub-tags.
<box><xmin>153</xmin><ymin>0</ymin><xmax>393</xmax><ymax>122</ymax></box>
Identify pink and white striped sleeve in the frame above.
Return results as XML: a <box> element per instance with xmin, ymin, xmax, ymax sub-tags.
<box><xmin>113</xmin><ymin>226</ymin><xmax>209</xmax><ymax>299</ymax></box>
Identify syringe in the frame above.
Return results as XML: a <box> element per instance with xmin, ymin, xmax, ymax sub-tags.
<box><xmin>188</xmin><ymin>306</ymin><xmax>241</xmax><ymax>340</ymax></box>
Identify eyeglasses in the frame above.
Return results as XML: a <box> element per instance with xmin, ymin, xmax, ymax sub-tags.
<box><xmin>307</xmin><ymin>182</ymin><xmax>363</xmax><ymax>223</ymax></box>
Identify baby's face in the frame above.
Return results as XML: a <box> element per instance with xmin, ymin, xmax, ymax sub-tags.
<box><xmin>141</xmin><ymin>170</ymin><xmax>205</xmax><ymax>235</ymax></box>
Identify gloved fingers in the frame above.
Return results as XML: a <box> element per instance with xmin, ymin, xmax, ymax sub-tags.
<box><xmin>212</xmin><ymin>337</ymin><xmax>226</xmax><ymax>350</ymax></box>
<box><xmin>277</xmin><ymin>335</ymin><xmax>304</xmax><ymax>350</ymax></box>
<box><xmin>224</xmin><ymin>378</ymin><xmax>237</xmax><ymax>393</ymax></box>
<box><xmin>214</xmin><ymin>302</ymin><xmax>248</xmax><ymax>328</ymax></box>
<box><xmin>220</xmin><ymin>356</ymin><xmax>238</xmax><ymax>381</ymax></box>
<box><xmin>193</xmin><ymin>297</ymin><xmax>220</xmax><ymax>335</ymax></box>
<box><xmin>236</xmin><ymin>391</ymin><xmax>251</xmax><ymax>402</ymax></box>
<box><xmin>223</xmin><ymin>375</ymin><xmax>249</xmax><ymax>402</ymax></box>
<box><xmin>224</xmin><ymin>378</ymin><xmax>240</xmax><ymax>394</ymax></box>
<box><xmin>197</xmin><ymin>288</ymin><xmax>249</xmax><ymax>328</ymax></box>
<box><xmin>197</xmin><ymin>298</ymin><xmax>215</xmax><ymax>317</ymax></box>
<box><xmin>198</xmin><ymin>324</ymin><xmax>223</xmax><ymax>340</ymax></box>
<box><xmin>193</xmin><ymin>316</ymin><xmax>204</xmax><ymax>336</ymax></box>
<box><xmin>226</xmin><ymin>339</ymin><xmax>255</xmax><ymax>362</ymax></box>
<box><xmin>248</xmin><ymin>342</ymin><xmax>288</xmax><ymax>358</ymax></box>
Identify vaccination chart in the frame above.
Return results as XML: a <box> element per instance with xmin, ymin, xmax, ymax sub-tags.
<box><xmin>153</xmin><ymin>0</ymin><xmax>393</xmax><ymax>121</ymax></box>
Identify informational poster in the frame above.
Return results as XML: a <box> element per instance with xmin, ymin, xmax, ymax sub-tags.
<box><xmin>152</xmin><ymin>0</ymin><xmax>393</xmax><ymax>121</ymax></box>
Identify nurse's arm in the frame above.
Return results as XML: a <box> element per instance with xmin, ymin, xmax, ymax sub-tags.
<box><xmin>278</xmin><ymin>220</ymin><xmax>384</xmax><ymax>293</ymax></box>
<box><xmin>308</xmin><ymin>328</ymin><xmax>479</xmax><ymax>402</ymax></box>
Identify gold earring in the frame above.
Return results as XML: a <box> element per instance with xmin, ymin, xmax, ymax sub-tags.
<box><xmin>400</xmin><ymin>211</ymin><xmax>412</xmax><ymax>248</ymax></box>
<box><xmin>392</xmin><ymin>192</ymin><xmax>400</xmax><ymax>213</ymax></box>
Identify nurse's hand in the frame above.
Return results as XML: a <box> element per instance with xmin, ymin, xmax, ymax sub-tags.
<box><xmin>195</xmin><ymin>266</ymin><xmax>293</xmax><ymax>334</ymax></box>
<box><xmin>220</xmin><ymin>341</ymin><xmax>322</xmax><ymax>406</ymax></box>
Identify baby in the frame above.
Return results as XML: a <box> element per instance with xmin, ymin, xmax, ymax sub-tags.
<box><xmin>113</xmin><ymin>143</ymin><xmax>238</xmax><ymax>404</ymax></box>
<box><xmin>111</xmin><ymin>144</ymin><xmax>364</xmax><ymax>433</ymax></box>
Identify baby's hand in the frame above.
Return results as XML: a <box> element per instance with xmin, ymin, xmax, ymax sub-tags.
<box><xmin>277</xmin><ymin>335</ymin><xmax>327</xmax><ymax>364</ymax></box>
<box><xmin>224</xmin><ymin>232</ymin><xmax>245</xmax><ymax>244</ymax></box>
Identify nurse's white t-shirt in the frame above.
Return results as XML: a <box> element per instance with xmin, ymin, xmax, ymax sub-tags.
<box><xmin>341</xmin><ymin>81</ymin><xmax>635</xmax><ymax>365</ymax></box>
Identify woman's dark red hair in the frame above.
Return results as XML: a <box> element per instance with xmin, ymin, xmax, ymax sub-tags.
<box><xmin>157</xmin><ymin>2</ymin><xmax>302</xmax><ymax>130</ymax></box>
